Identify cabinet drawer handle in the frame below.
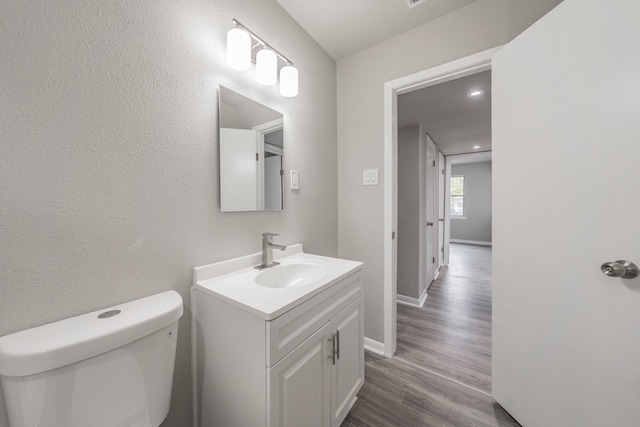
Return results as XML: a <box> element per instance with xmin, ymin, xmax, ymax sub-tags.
<box><xmin>336</xmin><ymin>330</ymin><xmax>340</xmax><ymax>360</ymax></box>
<box><xmin>328</xmin><ymin>334</ymin><xmax>336</xmax><ymax>365</ymax></box>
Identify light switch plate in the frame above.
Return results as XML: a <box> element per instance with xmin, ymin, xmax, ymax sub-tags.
<box><xmin>363</xmin><ymin>169</ymin><xmax>379</xmax><ymax>186</ymax></box>
<box><xmin>290</xmin><ymin>170</ymin><xmax>299</xmax><ymax>190</ymax></box>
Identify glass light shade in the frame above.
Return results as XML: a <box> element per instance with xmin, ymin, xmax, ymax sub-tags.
<box><xmin>227</xmin><ymin>28</ymin><xmax>251</xmax><ymax>70</ymax></box>
<box><xmin>279</xmin><ymin>65</ymin><xmax>299</xmax><ymax>98</ymax></box>
<box><xmin>256</xmin><ymin>48</ymin><xmax>277</xmax><ymax>86</ymax></box>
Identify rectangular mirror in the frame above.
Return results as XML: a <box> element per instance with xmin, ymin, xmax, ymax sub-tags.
<box><xmin>219</xmin><ymin>86</ymin><xmax>284</xmax><ymax>212</ymax></box>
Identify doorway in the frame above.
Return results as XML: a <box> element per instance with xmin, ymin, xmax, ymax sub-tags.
<box><xmin>383</xmin><ymin>46</ymin><xmax>500</xmax><ymax>356</ymax></box>
<box><xmin>393</xmin><ymin>55</ymin><xmax>494</xmax><ymax>395</ymax></box>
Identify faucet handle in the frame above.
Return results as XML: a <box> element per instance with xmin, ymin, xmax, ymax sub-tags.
<box><xmin>262</xmin><ymin>232</ymin><xmax>279</xmax><ymax>239</ymax></box>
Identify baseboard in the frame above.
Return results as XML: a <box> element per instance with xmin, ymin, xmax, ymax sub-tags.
<box><xmin>364</xmin><ymin>337</ymin><xmax>386</xmax><ymax>356</ymax></box>
<box><xmin>397</xmin><ymin>287</ymin><xmax>428</xmax><ymax>308</ymax></box>
<box><xmin>450</xmin><ymin>239</ymin><xmax>492</xmax><ymax>246</ymax></box>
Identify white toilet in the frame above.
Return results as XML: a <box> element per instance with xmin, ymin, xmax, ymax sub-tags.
<box><xmin>0</xmin><ymin>290</ymin><xmax>183</xmax><ymax>427</ymax></box>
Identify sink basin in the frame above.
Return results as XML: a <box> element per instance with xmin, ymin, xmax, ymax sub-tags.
<box><xmin>194</xmin><ymin>244</ymin><xmax>364</xmax><ymax>319</ymax></box>
<box><xmin>255</xmin><ymin>262</ymin><xmax>329</xmax><ymax>288</ymax></box>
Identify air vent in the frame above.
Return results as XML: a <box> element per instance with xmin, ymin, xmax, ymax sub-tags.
<box><xmin>406</xmin><ymin>0</ymin><xmax>427</xmax><ymax>9</ymax></box>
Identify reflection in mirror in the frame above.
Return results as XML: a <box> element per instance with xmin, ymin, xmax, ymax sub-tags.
<box><xmin>219</xmin><ymin>86</ymin><xmax>284</xmax><ymax>212</ymax></box>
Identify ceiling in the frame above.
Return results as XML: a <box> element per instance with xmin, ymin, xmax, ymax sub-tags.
<box><xmin>275</xmin><ymin>0</ymin><xmax>490</xmax><ymax>157</ymax></box>
<box><xmin>275</xmin><ymin>0</ymin><xmax>477</xmax><ymax>60</ymax></box>
<box><xmin>398</xmin><ymin>70</ymin><xmax>491</xmax><ymax>156</ymax></box>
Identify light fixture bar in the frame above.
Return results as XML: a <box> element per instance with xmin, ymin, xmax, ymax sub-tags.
<box><xmin>232</xmin><ymin>19</ymin><xmax>294</xmax><ymax>66</ymax></box>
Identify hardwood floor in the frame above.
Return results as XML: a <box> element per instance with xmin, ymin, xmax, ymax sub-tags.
<box><xmin>397</xmin><ymin>243</ymin><xmax>493</xmax><ymax>393</ymax></box>
<box><xmin>343</xmin><ymin>244</ymin><xmax>521</xmax><ymax>426</ymax></box>
<box><xmin>342</xmin><ymin>353</ymin><xmax>518</xmax><ymax>427</ymax></box>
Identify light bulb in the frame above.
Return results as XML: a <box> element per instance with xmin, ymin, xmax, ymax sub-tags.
<box><xmin>256</xmin><ymin>48</ymin><xmax>277</xmax><ymax>86</ymax></box>
<box><xmin>226</xmin><ymin>28</ymin><xmax>251</xmax><ymax>70</ymax></box>
<box><xmin>279</xmin><ymin>65</ymin><xmax>299</xmax><ymax>98</ymax></box>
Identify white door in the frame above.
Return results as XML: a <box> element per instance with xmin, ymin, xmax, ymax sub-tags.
<box><xmin>219</xmin><ymin>128</ymin><xmax>258</xmax><ymax>211</ymax></box>
<box><xmin>437</xmin><ymin>151</ymin><xmax>445</xmax><ymax>267</ymax></box>
<box><xmin>268</xmin><ymin>323</ymin><xmax>331</xmax><ymax>427</ymax></box>
<box><xmin>492</xmin><ymin>1</ymin><xmax>640</xmax><ymax>426</ymax></box>
<box><xmin>331</xmin><ymin>297</ymin><xmax>364</xmax><ymax>427</ymax></box>
<box><xmin>425</xmin><ymin>135</ymin><xmax>437</xmax><ymax>283</ymax></box>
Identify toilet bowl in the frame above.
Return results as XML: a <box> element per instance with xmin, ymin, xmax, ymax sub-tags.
<box><xmin>0</xmin><ymin>290</ymin><xmax>183</xmax><ymax>427</ymax></box>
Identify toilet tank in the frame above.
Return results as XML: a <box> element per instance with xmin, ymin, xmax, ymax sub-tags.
<box><xmin>0</xmin><ymin>290</ymin><xmax>183</xmax><ymax>427</ymax></box>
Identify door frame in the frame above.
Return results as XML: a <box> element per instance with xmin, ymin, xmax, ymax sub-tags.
<box><xmin>382</xmin><ymin>46</ymin><xmax>502</xmax><ymax>357</ymax></box>
<box><xmin>444</xmin><ymin>151</ymin><xmax>493</xmax><ymax>264</ymax></box>
<box><xmin>425</xmin><ymin>134</ymin><xmax>437</xmax><ymax>284</ymax></box>
<box><xmin>253</xmin><ymin>118</ymin><xmax>284</xmax><ymax>210</ymax></box>
<box><xmin>437</xmin><ymin>150</ymin><xmax>446</xmax><ymax>269</ymax></box>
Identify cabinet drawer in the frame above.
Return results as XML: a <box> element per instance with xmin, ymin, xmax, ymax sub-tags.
<box><xmin>266</xmin><ymin>271</ymin><xmax>363</xmax><ymax>367</ymax></box>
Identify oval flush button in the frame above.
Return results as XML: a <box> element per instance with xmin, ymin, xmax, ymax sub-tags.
<box><xmin>97</xmin><ymin>310</ymin><xmax>121</xmax><ymax>319</ymax></box>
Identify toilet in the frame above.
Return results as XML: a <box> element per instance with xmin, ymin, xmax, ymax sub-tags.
<box><xmin>0</xmin><ymin>290</ymin><xmax>183</xmax><ymax>427</ymax></box>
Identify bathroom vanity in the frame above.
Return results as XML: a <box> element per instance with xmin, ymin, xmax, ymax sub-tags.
<box><xmin>192</xmin><ymin>244</ymin><xmax>364</xmax><ymax>427</ymax></box>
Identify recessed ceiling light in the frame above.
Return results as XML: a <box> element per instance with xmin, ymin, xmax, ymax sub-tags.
<box><xmin>467</xmin><ymin>89</ymin><xmax>486</xmax><ymax>97</ymax></box>
<box><xmin>473</xmin><ymin>145</ymin><xmax>481</xmax><ymax>149</ymax></box>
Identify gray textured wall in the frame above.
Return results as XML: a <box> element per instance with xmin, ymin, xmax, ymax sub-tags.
<box><xmin>0</xmin><ymin>1</ymin><xmax>337</xmax><ymax>426</ymax></box>
<box><xmin>451</xmin><ymin>162</ymin><xmax>492</xmax><ymax>243</ymax></box>
<box><xmin>337</xmin><ymin>0</ymin><xmax>563</xmax><ymax>343</ymax></box>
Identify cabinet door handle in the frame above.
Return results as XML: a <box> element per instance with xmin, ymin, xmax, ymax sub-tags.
<box><xmin>336</xmin><ymin>330</ymin><xmax>340</xmax><ymax>360</ymax></box>
<box><xmin>328</xmin><ymin>334</ymin><xmax>336</xmax><ymax>365</ymax></box>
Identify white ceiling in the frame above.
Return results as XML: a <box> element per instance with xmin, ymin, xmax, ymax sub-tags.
<box><xmin>275</xmin><ymin>0</ymin><xmax>477</xmax><ymax>60</ymax></box>
<box><xmin>275</xmin><ymin>0</ymin><xmax>490</xmax><ymax>157</ymax></box>
<box><xmin>398</xmin><ymin>70</ymin><xmax>491</xmax><ymax>156</ymax></box>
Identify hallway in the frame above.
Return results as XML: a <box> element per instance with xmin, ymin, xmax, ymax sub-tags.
<box><xmin>343</xmin><ymin>243</ymin><xmax>520</xmax><ymax>426</ymax></box>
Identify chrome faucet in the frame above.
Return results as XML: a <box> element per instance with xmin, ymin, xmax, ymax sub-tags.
<box><xmin>255</xmin><ymin>232</ymin><xmax>287</xmax><ymax>269</ymax></box>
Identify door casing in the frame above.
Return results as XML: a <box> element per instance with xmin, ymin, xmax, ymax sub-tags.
<box><xmin>425</xmin><ymin>134</ymin><xmax>437</xmax><ymax>284</ymax></box>
<box><xmin>382</xmin><ymin>46</ymin><xmax>501</xmax><ymax>357</ymax></box>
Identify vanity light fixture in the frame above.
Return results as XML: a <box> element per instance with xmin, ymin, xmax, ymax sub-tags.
<box><xmin>467</xmin><ymin>89</ymin><xmax>486</xmax><ymax>97</ymax></box>
<box><xmin>227</xmin><ymin>19</ymin><xmax>298</xmax><ymax>97</ymax></box>
<box><xmin>473</xmin><ymin>145</ymin><xmax>481</xmax><ymax>149</ymax></box>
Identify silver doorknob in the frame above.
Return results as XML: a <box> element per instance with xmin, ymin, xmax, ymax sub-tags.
<box><xmin>601</xmin><ymin>260</ymin><xmax>639</xmax><ymax>279</ymax></box>
<box><xmin>427</xmin><ymin>222</ymin><xmax>434</xmax><ymax>226</ymax></box>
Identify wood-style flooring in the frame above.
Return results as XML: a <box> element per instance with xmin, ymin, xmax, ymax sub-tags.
<box><xmin>397</xmin><ymin>243</ymin><xmax>493</xmax><ymax>393</ymax></box>
<box><xmin>343</xmin><ymin>244</ymin><xmax>521</xmax><ymax>427</ymax></box>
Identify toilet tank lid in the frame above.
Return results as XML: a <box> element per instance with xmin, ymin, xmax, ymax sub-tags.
<box><xmin>0</xmin><ymin>290</ymin><xmax>183</xmax><ymax>377</ymax></box>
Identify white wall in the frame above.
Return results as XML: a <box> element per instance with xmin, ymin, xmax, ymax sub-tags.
<box><xmin>450</xmin><ymin>161</ymin><xmax>492</xmax><ymax>243</ymax></box>
<box><xmin>337</xmin><ymin>0</ymin><xmax>563</xmax><ymax>343</ymax></box>
<box><xmin>397</xmin><ymin>125</ymin><xmax>426</xmax><ymax>299</ymax></box>
<box><xmin>0</xmin><ymin>1</ymin><xmax>336</xmax><ymax>426</ymax></box>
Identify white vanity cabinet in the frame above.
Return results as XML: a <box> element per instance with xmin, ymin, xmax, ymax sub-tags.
<box><xmin>268</xmin><ymin>295</ymin><xmax>364</xmax><ymax>427</ymax></box>
<box><xmin>192</xmin><ymin>251</ymin><xmax>364</xmax><ymax>427</ymax></box>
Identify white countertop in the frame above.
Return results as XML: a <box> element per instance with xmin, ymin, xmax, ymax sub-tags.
<box><xmin>193</xmin><ymin>244</ymin><xmax>363</xmax><ymax>320</ymax></box>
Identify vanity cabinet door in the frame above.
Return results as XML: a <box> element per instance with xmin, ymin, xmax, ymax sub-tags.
<box><xmin>268</xmin><ymin>323</ymin><xmax>332</xmax><ymax>427</ymax></box>
<box><xmin>331</xmin><ymin>296</ymin><xmax>364</xmax><ymax>427</ymax></box>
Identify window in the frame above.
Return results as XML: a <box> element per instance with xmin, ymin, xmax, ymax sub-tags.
<box><xmin>450</xmin><ymin>176</ymin><xmax>465</xmax><ymax>216</ymax></box>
